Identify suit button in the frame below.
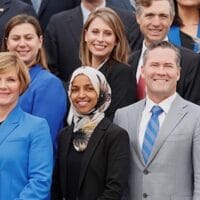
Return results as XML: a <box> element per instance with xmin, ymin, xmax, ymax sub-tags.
<box><xmin>143</xmin><ymin>169</ymin><xmax>149</xmax><ymax>174</ymax></box>
<box><xmin>143</xmin><ymin>193</ymin><xmax>148</xmax><ymax>198</ymax></box>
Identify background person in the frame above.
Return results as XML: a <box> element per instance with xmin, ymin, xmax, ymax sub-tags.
<box><xmin>129</xmin><ymin>0</ymin><xmax>200</xmax><ymax>104</ymax></box>
<box><xmin>20</xmin><ymin>0</ymin><xmax>81</xmax><ymax>31</ymax></box>
<box><xmin>0</xmin><ymin>0</ymin><xmax>36</xmax><ymax>47</ymax></box>
<box><xmin>52</xmin><ymin>66</ymin><xmax>130</xmax><ymax>200</ymax></box>
<box><xmin>168</xmin><ymin>0</ymin><xmax>200</xmax><ymax>53</ymax></box>
<box><xmin>0</xmin><ymin>51</ymin><xmax>53</xmax><ymax>200</ymax></box>
<box><xmin>1</xmin><ymin>14</ymin><xmax>67</xmax><ymax>151</ymax></box>
<box><xmin>80</xmin><ymin>7</ymin><xmax>136</xmax><ymax>119</ymax></box>
<box><xmin>44</xmin><ymin>0</ymin><xmax>142</xmax><ymax>82</ymax></box>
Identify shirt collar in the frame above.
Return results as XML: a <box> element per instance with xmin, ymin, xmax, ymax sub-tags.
<box><xmin>145</xmin><ymin>92</ymin><xmax>177</xmax><ymax>114</ymax></box>
<box><xmin>81</xmin><ymin>1</ymin><xmax>106</xmax><ymax>24</ymax></box>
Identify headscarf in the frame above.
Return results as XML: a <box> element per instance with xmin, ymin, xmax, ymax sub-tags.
<box><xmin>68</xmin><ymin>66</ymin><xmax>111</xmax><ymax>140</ymax></box>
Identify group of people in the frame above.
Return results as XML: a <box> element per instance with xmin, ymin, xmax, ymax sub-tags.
<box><xmin>0</xmin><ymin>0</ymin><xmax>200</xmax><ymax>200</ymax></box>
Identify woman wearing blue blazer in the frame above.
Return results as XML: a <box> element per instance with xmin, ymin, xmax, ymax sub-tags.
<box><xmin>2</xmin><ymin>14</ymin><xmax>67</xmax><ymax>152</ymax></box>
<box><xmin>0</xmin><ymin>52</ymin><xmax>53</xmax><ymax>199</ymax></box>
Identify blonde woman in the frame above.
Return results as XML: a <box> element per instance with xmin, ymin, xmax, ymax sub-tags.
<box><xmin>80</xmin><ymin>7</ymin><xmax>136</xmax><ymax>120</ymax></box>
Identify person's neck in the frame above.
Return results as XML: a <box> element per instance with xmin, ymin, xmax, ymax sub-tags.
<box><xmin>0</xmin><ymin>103</ymin><xmax>17</xmax><ymax>122</ymax></box>
<box><xmin>178</xmin><ymin>6</ymin><xmax>199</xmax><ymax>26</ymax></box>
<box><xmin>91</xmin><ymin>56</ymin><xmax>107</xmax><ymax>69</ymax></box>
<box><xmin>82</xmin><ymin>0</ymin><xmax>104</xmax><ymax>12</ymax></box>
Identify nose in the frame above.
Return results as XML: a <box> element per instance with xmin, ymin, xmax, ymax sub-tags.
<box><xmin>97</xmin><ymin>33</ymin><xmax>104</xmax><ymax>42</ymax></box>
<box><xmin>0</xmin><ymin>80</ymin><xmax>8</xmax><ymax>89</ymax></box>
<box><xmin>18</xmin><ymin>38</ymin><xmax>26</xmax><ymax>46</ymax></box>
<box><xmin>152</xmin><ymin>16</ymin><xmax>161</xmax><ymax>27</ymax></box>
<box><xmin>78</xmin><ymin>89</ymin><xmax>86</xmax><ymax>98</ymax></box>
<box><xmin>156</xmin><ymin>66</ymin><xmax>166</xmax><ymax>75</ymax></box>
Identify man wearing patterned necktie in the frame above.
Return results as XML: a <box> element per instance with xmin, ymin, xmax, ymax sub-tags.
<box><xmin>114</xmin><ymin>41</ymin><xmax>200</xmax><ymax>200</ymax></box>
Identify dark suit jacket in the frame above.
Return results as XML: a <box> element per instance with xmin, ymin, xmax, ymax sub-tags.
<box><xmin>107</xmin><ymin>0</ymin><xmax>134</xmax><ymax>11</ymax></box>
<box><xmin>52</xmin><ymin>117</ymin><xmax>130</xmax><ymax>200</ymax></box>
<box><xmin>44</xmin><ymin>4</ymin><xmax>143</xmax><ymax>81</ymax></box>
<box><xmin>0</xmin><ymin>0</ymin><xmax>36</xmax><ymax>47</ymax></box>
<box><xmin>129</xmin><ymin>46</ymin><xmax>200</xmax><ymax>105</ymax></box>
<box><xmin>21</xmin><ymin>0</ymin><xmax>80</xmax><ymax>31</ymax></box>
<box><xmin>100</xmin><ymin>59</ymin><xmax>137</xmax><ymax>120</ymax></box>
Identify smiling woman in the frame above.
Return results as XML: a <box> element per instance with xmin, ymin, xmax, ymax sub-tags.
<box><xmin>1</xmin><ymin>14</ymin><xmax>67</xmax><ymax>152</ymax></box>
<box><xmin>52</xmin><ymin>66</ymin><xmax>130</xmax><ymax>200</ymax></box>
<box><xmin>0</xmin><ymin>51</ymin><xmax>53</xmax><ymax>200</ymax></box>
<box><xmin>80</xmin><ymin>7</ymin><xmax>137</xmax><ymax>120</ymax></box>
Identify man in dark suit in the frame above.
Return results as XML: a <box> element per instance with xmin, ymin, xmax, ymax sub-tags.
<box><xmin>0</xmin><ymin>0</ymin><xmax>36</xmax><ymax>47</ymax></box>
<box><xmin>130</xmin><ymin>0</ymin><xmax>200</xmax><ymax>104</ymax></box>
<box><xmin>44</xmin><ymin>0</ymin><xmax>143</xmax><ymax>81</ymax></box>
<box><xmin>21</xmin><ymin>0</ymin><xmax>81</xmax><ymax>31</ymax></box>
<box><xmin>106</xmin><ymin>0</ymin><xmax>134</xmax><ymax>11</ymax></box>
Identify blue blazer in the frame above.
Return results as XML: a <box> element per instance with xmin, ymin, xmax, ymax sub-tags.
<box><xmin>0</xmin><ymin>104</ymin><xmax>53</xmax><ymax>199</ymax></box>
<box><xmin>19</xmin><ymin>64</ymin><xmax>67</xmax><ymax>151</ymax></box>
<box><xmin>168</xmin><ymin>24</ymin><xmax>200</xmax><ymax>53</ymax></box>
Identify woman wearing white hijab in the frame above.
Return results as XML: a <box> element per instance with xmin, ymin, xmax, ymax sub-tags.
<box><xmin>52</xmin><ymin>66</ymin><xmax>130</xmax><ymax>200</ymax></box>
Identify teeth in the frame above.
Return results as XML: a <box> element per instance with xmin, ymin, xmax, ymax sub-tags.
<box><xmin>77</xmin><ymin>101</ymin><xmax>88</xmax><ymax>106</ymax></box>
<box><xmin>94</xmin><ymin>44</ymin><xmax>105</xmax><ymax>49</ymax></box>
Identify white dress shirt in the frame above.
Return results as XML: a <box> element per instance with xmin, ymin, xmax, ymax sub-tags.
<box><xmin>31</xmin><ymin>0</ymin><xmax>41</xmax><ymax>14</ymax></box>
<box><xmin>81</xmin><ymin>1</ymin><xmax>106</xmax><ymax>24</ymax></box>
<box><xmin>138</xmin><ymin>93</ymin><xmax>177</xmax><ymax>149</ymax></box>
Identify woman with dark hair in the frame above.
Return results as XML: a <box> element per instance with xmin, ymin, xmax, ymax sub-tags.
<box><xmin>52</xmin><ymin>66</ymin><xmax>130</xmax><ymax>200</ymax></box>
<box><xmin>168</xmin><ymin>0</ymin><xmax>200</xmax><ymax>52</ymax></box>
<box><xmin>1</xmin><ymin>14</ymin><xmax>67</xmax><ymax>151</ymax></box>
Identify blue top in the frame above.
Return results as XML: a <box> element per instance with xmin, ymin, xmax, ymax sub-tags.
<box><xmin>0</xmin><ymin>104</ymin><xmax>53</xmax><ymax>199</ymax></box>
<box><xmin>19</xmin><ymin>64</ymin><xmax>67</xmax><ymax>151</ymax></box>
<box><xmin>168</xmin><ymin>23</ymin><xmax>200</xmax><ymax>53</ymax></box>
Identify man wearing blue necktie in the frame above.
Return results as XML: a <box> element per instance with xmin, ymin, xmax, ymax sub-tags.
<box><xmin>114</xmin><ymin>40</ymin><xmax>200</xmax><ymax>200</ymax></box>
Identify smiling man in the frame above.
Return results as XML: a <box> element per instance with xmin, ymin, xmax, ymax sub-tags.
<box><xmin>130</xmin><ymin>0</ymin><xmax>200</xmax><ymax>104</ymax></box>
<box><xmin>114</xmin><ymin>41</ymin><xmax>200</xmax><ymax>200</ymax></box>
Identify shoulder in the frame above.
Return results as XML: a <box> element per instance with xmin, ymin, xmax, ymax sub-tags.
<box><xmin>109</xmin><ymin>6</ymin><xmax>134</xmax><ymax>18</ymax></box>
<box><xmin>34</xmin><ymin>67</ymin><xmax>64</xmax><ymax>86</ymax></box>
<box><xmin>116</xmin><ymin>100</ymin><xmax>143</xmax><ymax>115</ymax></box>
<box><xmin>22</xmin><ymin>111</ymin><xmax>49</xmax><ymax>128</ymax></box>
<box><xmin>178</xmin><ymin>46</ymin><xmax>200</xmax><ymax>59</ymax></box>
<box><xmin>182</xmin><ymin>98</ymin><xmax>200</xmax><ymax>113</ymax></box>
<box><xmin>10</xmin><ymin>0</ymin><xmax>36</xmax><ymax>15</ymax></box>
<box><xmin>106</xmin><ymin>59</ymin><xmax>134</xmax><ymax>73</ymax></box>
<box><xmin>98</xmin><ymin>117</ymin><xmax>129</xmax><ymax>140</ymax></box>
<box><xmin>49</xmin><ymin>6</ymin><xmax>80</xmax><ymax>21</ymax></box>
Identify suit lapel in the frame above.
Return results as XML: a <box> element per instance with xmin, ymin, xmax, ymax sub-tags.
<box><xmin>67</xmin><ymin>6</ymin><xmax>83</xmax><ymax>46</ymax></box>
<box><xmin>0</xmin><ymin>0</ymin><xmax>10</xmax><ymax>17</ymax></box>
<box><xmin>147</xmin><ymin>95</ymin><xmax>188</xmax><ymax>166</ymax></box>
<box><xmin>131</xmin><ymin>100</ymin><xmax>147</xmax><ymax>168</ymax></box>
<box><xmin>78</xmin><ymin>118</ymin><xmax>110</xmax><ymax>192</ymax></box>
<box><xmin>59</xmin><ymin>126</ymin><xmax>73</xmax><ymax>197</ymax></box>
<box><xmin>0</xmin><ymin>105</ymin><xmax>21</xmax><ymax>145</ymax></box>
<box><xmin>38</xmin><ymin>0</ymin><xmax>48</xmax><ymax>17</ymax></box>
<box><xmin>129</xmin><ymin>50</ymin><xmax>141</xmax><ymax>75</ymax></box>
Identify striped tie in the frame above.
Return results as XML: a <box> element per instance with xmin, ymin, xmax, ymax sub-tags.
<box><xmin>142</xmin><ymin>105</ymin><xmax>163</xmax><ymax>164</ymax></box>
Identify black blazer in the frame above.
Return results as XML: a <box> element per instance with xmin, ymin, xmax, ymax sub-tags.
<box><xmin>100</xmin><ymin>59</ymin><xmax>137</xmax><ymax>120</ymax></box>
<box><xmin>52</xmin><ymin>117</ymin><xmax>130</xmax><ymax>200</ymax></box>
<box><xmin>44</xmin><ymin>5</ymin><xmax>143</xmax><ymax>81</ymax></box>
<box><xmin>21</xmin><ymin>0</ymin><xmax>80</xmax><ymax>31</ymax></box>
<box><xmin>129</xmin><ymin>46</ymin><xmax>200</xmax><ymax>105</ymax></box>
<box><xmin>0</xmin><ymin>0</ymin><xmax>36</xmax><ymax>47</ymax></box>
